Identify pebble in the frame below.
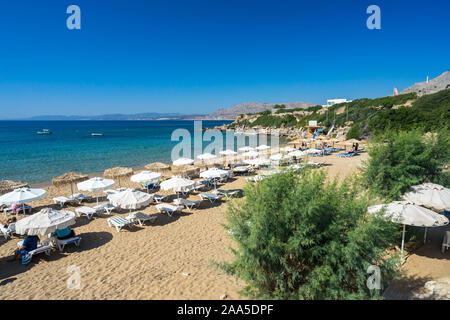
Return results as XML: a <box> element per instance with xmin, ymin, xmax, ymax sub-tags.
<box><xmin>220</xmin><ymin>294</ymin><xmax>227</xmax><ymax>300</ymax></box>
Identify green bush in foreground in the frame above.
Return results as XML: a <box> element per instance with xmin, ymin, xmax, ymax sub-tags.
<box><xmin>220</xmin><ymin>171</ymin><xmax>399</xmax><ymax>299</ymax></box>
<box><xmin>361</xmin><ymin>129</ymin><xmax>450</xmax><ymax>200</ymax></box>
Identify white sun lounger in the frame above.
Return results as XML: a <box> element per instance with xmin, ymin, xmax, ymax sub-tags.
<box><xmin>126</xmin><ymin>212</ymin><xmax>157</xmax><ymax>226</ymax></box>
<box><xmin>70</xmin><ymin>193</ymin><xmax>92</xmax><ymax>203</ymax></box>
<box><xmin>173</xmin><ymin>198</ymin><xmax>202</xmax><ymax>210</ymax></box>
<box><xmin>107</xmin><ymin>216</ymin><xmax>135</xmax><ymax>232</ymax></box>
<box><xmin>155</xmin><ymin>204</ymin><xmax>184</xmax><ymax>217</ymax></box>
<box><xmin>442</xmin><ymin>231</ymin><xmax>450</xmax><ymax>254</ymax></box>
<box><xmin>152</xmin><ymin>194</ymin><xmax>168</xmax><ymax>203</ymax></box>
<box><xmin>54</xmin><ymin>236</ymin><xmax>82</xmax><ymax>252</ymax></box>
<box><xmin>212</xmin><ymin>189</ymin><xmax>241</xmax><ymax>200</ymax></box>
<box><xmin>199</xmin><ymin>193</ymin><xmax>223</xmax><ymax>204</ymax></box>
<box><xmin>93</xmin><ymin>203</ymin><xmax>116</xmax><ymax>214</ymax></box>
<box><xmin>1</xmin><ymin>222</ymin><xmax>15</xmax><ymax>239</ymax></box>
<box><xmin>3</xmin><ymin>205</ymin><xmax>31</xmax><ymax>216</ymax></box>
<box><xmin>53</xmin><ymin>196</ymin><xmax>78</xmax><ymax>207</ymax></box>
<box><xmin>18</xmin><ymin>239</ymin><xmax>52</xmax><ymax>261</ymax></box>
<box><xmin>75</xmin><ymin>206</ymin><xmax>100</xmax><ymax>220</ymax></box>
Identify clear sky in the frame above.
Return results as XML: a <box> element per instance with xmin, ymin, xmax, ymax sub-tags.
<box><xmin>0</xmin><ymin>0</ymin><xmax>448</xmax><ymax>119</ymax></box>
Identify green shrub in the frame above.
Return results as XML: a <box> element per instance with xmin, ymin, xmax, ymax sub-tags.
<box><xmin>220</xmin><ymin>170</ymin><xmax>399</xmax><ymax>299</ymax></box>
<box><xmin>346</xmin><ymin>123</ymin><xmax>361</xmax><ymax>140</ymax></box>
<box><xmin>361</xmin><ymin>128</ymin><xmax>450</xmax><ymax>200</ymax></box>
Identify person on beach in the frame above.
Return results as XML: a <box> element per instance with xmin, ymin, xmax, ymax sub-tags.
<box><xmin>55</xmin><ymin>226</ymin><xmax>76</xmax><ymax>240</ymax></box>
<box><xmin>9</xmin><ymin>235</ymin><xmax>40</xmax><ymax>262</ymax></box>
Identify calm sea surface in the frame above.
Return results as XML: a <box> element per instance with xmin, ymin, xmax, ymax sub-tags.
<box><xmin>0</xmin><ymin>120</ymin><xmax>282</xmax><ymax>185</ymax></box>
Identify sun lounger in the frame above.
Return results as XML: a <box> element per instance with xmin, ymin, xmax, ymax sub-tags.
<box><xmin>337</xmin><ymin>152</ymin><xmax>356</xmax><ymax>158</ymax></box>
<box><xmin>18</xmin><ymin>239</ymin><xmax>52</xmax><ymax>264</ymax></box>
<box><xmin>152</xmin><ymin>194</ymin><xmax>168</xmax><ymax>203</ymax></box>
<box><xmin>155</xmin><ymin>204</ymin><xmax>184</xmax><ymax>217</ymax></box>
<box><xmin>126</xmin><ymin>212</ymin><xmax>157</xmax><ymax>226</ymax></box>
<box><xmin>53</xmin><ymin>196</ymin><xmax>78</xmax><ymax>207</ymax></box>
<box><xmin>3</xmin><ymin>205</ymin><xmax>31</xmax><ymax>216</ymax></box>
<box><xmin>173</xmin><ymin>198</ymin><xmax>202</xmax><ymax>210</ymax></box>
<box><xmin>442</xmin><ymin>231</ymin><xmax>450</xmax><ymax>254</ymax></box>
<box><xmin>93</xmin><ymin>203</ymin><xmax>116</xmax><ymax>214</ymax></box>
<box><xmin>70</xmin><ymin>193</ymin><xmax>92</xmax><ymax>203</ymax></box>
<box><xmin>212</xmin><ymin>189</ymin><xmax>241</xmax><ymax>200</ymax></box>
<box><xmin>199</xmin><ymin>193</ymin><xmax>223</xmax><ymax>203</ymax></box>
<box><xmin>54</xmin><ymin>236</ymin><xmax>81</xmax><ymax>252</ymax></box>
<box><xmin>75</xmin><ymin>206</ymin><xmax>101</xmax><ymax>220</ymax></box>
<box><xmin>107</xmin><ymin>216</ymin><xmax>135</xmax><ymax>232</ymax></box>
<box><xmin>1</xmin><ymin>222</ymin><xmax>15</xmax><ymax>239</ymax></box>
<box><xmin>104</xmin><ymin>189</ymin><xmax>119</xmax><ymax>196</ymax></box>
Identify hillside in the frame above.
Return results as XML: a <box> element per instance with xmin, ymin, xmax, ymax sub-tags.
<box><xmin>223</xmin><ymin>88</ymin><xmax>450</xmax><ymax>140</ymax></box>
<box><xmin>203</xmin><ymin>101</ymin><xmax>316</xmax><ymax>120</ymax></box>
<box><xmin>401</xmin><ymin>70</ymin><xmax>450</xmax><ymax>96</ymax></box>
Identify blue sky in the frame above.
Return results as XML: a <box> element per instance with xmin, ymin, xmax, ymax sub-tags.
<box><xmin>0</xmin><ymin>0</ymin><xmax>448</xmax><ymax>119</ymax></box>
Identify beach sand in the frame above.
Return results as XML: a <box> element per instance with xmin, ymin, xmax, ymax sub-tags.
<box><xmin>0</xmin><ymin>151</ymin><xmax>448</xmax><ymax>300</ymax></box>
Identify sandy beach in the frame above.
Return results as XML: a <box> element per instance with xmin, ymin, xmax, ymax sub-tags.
<box><xmin>0</xmin><ymin>151</ymin><xmax>448</xmax><ymax>300</ymax></box>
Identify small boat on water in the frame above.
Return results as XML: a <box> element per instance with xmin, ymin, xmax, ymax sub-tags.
<box><xmin>37</xmin><ymin>129</ymin><xmax>52</xmax><ymax>135</ymax></box>
<box><xmin>91</xmin><ymin>133</ymin><xmax>104</xmax><ymax>136</ymax></box>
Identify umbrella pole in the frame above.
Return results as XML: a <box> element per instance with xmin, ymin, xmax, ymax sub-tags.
<box><xmin>400</xmin><ymin>224</ymin><xmax>406</xmax><ymax>263</ymax></box>
<box><xmin>70</xmin><ymin>183</ymin><xmax>74</xmax><ymax>197</ymax></box>
<box><xmin>22</xmin><ymin>203</ymin><xmax>26</xmax><ymax>216</ymax></box>
<box><xmin>424</xmin><ymin>227</ymin><xmax>427</xmax><ymax>244</ymax></box>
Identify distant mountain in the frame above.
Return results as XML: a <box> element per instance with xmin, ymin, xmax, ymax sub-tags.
<box><xmin>201</xmin><ymin>101</ymin><xmax>317</xmax><ymax>120</ymax></box>
<box><xmin>401</xmin><ymin>70</ymin><xmax>450</xmax><ymax>96</ymax></box>
<box><xmin>24</xmin><ymin>113</ymin><xmax>205</xmax><ymax>121</ymax></box>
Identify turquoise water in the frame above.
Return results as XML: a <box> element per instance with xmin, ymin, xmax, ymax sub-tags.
<box><xmin>0</xmin><ymin>120</ymin><xmax>281</xmax><ymax>185</ymax></box>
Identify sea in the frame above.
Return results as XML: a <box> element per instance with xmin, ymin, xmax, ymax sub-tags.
<box><xmin>0</xmin><ymin>120</ymin><xmax>283</xmax><ymax>186</ymax></box>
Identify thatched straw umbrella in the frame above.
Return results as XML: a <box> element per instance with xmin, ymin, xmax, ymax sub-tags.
<box><xmin>145</xmin><ymin>162</ymin><xmax>171</xmax><ymax>176</ymax></box>
<box><xmin>104</xmin><ymin>167</ymin><xmax>133</xmax><ymax>188</ymax></box>
<box><xmin>0</xmin><ymin>180</ymin><xmax>29</xmax><ymax>196</ymax></box>
<box><xmin>171</xmin><ymin>165</ymin><xmax>199</xmax><ymax>179</ymax></box>
<box><xmin>52</xmin><ymin>172</ymin><xmax>89</xmax><ymax>196</ymax></box>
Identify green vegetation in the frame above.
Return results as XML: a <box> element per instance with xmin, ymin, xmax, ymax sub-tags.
<box><xmin>220</xmin><ymin>170</ymin><xmax>399</xmax><ymax>299</ymax></box>
<box><xmin>230</xmin><ymin>89</ymin><xmax>450</xmax><ymax>139</ymax></box>
<box><xmin>273</xmin><ymin>104</ymin><xmax>286</xmax><ymax>109</ymax></box>
<box><xmin>361</xmin><ymin>128</ymin><xmax>450</xmax><ymax>200</ymax></box>
<box><xmin>251</xmin><ymin>113</ymin><xmax>297</xmax><ymax>128</ymax></box>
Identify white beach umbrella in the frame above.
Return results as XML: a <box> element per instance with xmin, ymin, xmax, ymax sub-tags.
<box><xmin>270</xmin><ymin>153</ymin><xmax>288</xmax><ymax>161</ymax></box>
<box><xmin>15</xmin><ymin>208</ymin><xmax>76</xmax><ymax>236</ymax></box>
<box><xmin>131</xmin><ymin>171</ymin><xmax>162</xmax><ymax>183</ymax></box>
<box><xmin>256</xmin><ymin>145</ymin><xmax>270</xmax><ymax>151</ymax></box>
<box><xmin>160</xmin><ymin>176</ymin><xmax>195</xmax><ymax>199</ymax></box>
<box><xmin>200</xmin><ymin>168</ymin><xmax>231</xmax><ymax>189</ymax></box>
<box><xmin>0</xmin><ymin>187</ymin><xmax>48</xmax><ymax>215</ymax></box>
<box><xmin>197</xmin><ymin>153</ymin><xmax>217</xmax><ymax>160</ymax></box>
<box><xmin>107</xmin><ymin>188</ymin><xmax>153</xmax><ymax>211</ymax></box>
<box><xmin>280</xmin><ymin>146</ymin><xmax>296</xmax><ymax>153</ymax></box>
<box><xmin>403</xmin><ymin>183</ymin><xmax>450</xmax><ymax>213</ymax></box>
<box><xmin>172</xmin><ymin>158</ymin><xmax>194</xmax><ymax>166</ymax></box>
<box><xmin>244</xmin><ymin>158</ymin><xmax>271</xmax><ymax>166</ymax></box>
<box><xmin>241</xmin><ymin>151</ymin><xmax>260</xmax><ymax>158</ymax></box>
<box><xmin>368</xmin><ymin>201</ymin><xmax>449</xmax><ymax>261</ymax></box>
<box><xmin>238</xmin><ymin>146</ymin><xmax>255</xmax><ymax>152</ymax></box>
<box><xmin>77</xmin><ymin>177</ymin><xmax>115</xmax><ymax>204</ymax></box>
<box><xmin>200</xmin><ymin>168</ymin><xmax>231</xmax><ymax>179</ymax></box>
<box><xmin>288</xmin><ymin>150</ymin><xmax>307</xmax><ymax>158</ymax></box>
<box><xmin>305</xmin><ymin>148</ymin><xmax>322</xmax><ymax>154</ymax></box>
<box><xmin>219</xmin><ymin>149</ymin><xmax>237</xmax><ymax>156</ymax></box>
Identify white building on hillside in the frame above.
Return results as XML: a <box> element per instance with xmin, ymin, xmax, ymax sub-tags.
<box><xmin>324</xmin><ymin>98</ymin><xmax>351</xmax><ymax>107</ymax></box>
